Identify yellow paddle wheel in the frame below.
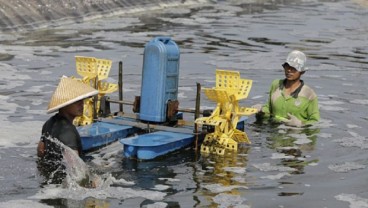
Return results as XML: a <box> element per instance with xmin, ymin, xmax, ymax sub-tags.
<box><xmin>73</xmin><ymin>56</ymin><xmax>118</xmax><ymax>126</ymax></box>
<box><xmin>195</xmin><ymin>70</ymin><xmax>257</xmax><ymax>155</ymax></box>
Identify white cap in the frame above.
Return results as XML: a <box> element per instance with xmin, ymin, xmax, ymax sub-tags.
<box><xmin>283</xmin><ymin>50</ymin><xmax>308</xmax><ymax>72</ymax></box>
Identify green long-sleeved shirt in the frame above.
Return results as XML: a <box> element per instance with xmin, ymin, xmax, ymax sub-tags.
<box><xmin>261</xmin><ymin>79</ymin><xmax>320</xmax><ymax>126</ymax></box>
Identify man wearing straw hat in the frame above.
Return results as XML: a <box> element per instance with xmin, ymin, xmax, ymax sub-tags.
<box><xmin>37</xmin><ymin>76</ymin><xmax>98</xmax><ymax>184</ymax></box>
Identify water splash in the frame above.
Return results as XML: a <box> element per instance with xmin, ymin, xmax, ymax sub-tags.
<box><xmin>34</xmin><ymin>138</ymin><xmax>166</xmax><ymax>201</ymax></box>
<box><xmin>62</xmin><ymin>145</ymin><xmax>100</xmax><ymax>188</ymax></box>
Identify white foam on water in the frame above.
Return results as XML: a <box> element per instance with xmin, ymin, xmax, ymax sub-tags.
<box><xmin>0</xmin><ymin>62</ymin><xmax>49</xmax><ymax>149</ymax></box>
<box><xmin>0</xmin><ymin>95</ymin><xmax>18</xmax><ymax>114</ymax></box>
<box><xmin>153</xmin><ymin>184</ymin><xmax>171</xmax><ymax>191</ymax></box>
<box><xmin>29</xmin><ymin>184</ymin><xmax>166</xmax><ymax>201</ymax></box>
<box><xmin>277</xmin><ymin>124</ymin><xmax>304</xmax><ymax>130</ymax></box>
<box><xmin>308</xmin><ymin>162</ymin><xmax>319</xmax><ymax>166</ymax></box>
<box><xmin>252</xmin><ymin>163</ymin><xmax>297</xmax><ymax>172</ymax></box>
<box><xmin>232</xmin><ymin>176</ymin><xmax>246</xmax><ymax>183</ymax></box>
<box><xmin>40</xmin><ymin>70</ymin><xmax>53</xmax><ymax>75</ymax></box>
<box><xmin>260</xmin><ymin>172</ymin><xmax>291</xmax><ymax>180</ymax></box>
<box><xmin>213</xmin><ymin>193</ymin><xmax>249</xmax><ymax>208</ymax></box>
<box><xmin>276</xmin><ymin>146</ymin><xmax>300</xmax><ymax>151</ymax></box>
<box><xmin>335</xmin><ymin>194</ymin><xmax>368</xmax><ymax>208</ymax></box>
<box><xmin>318</xmin><ymin>100</ymin><xmax>345</xmax><ymax>105</ymax></box>
<box><xmin>160</xmin><ymin>16</ymin><xmax>211</xmax><ymax>26</ymax></box>
<box><xmin>342</xmin><ymin>82</ymin><xmax>353</xmax><ymax>86</ymax></box>
<box><xmin>294</xmin><ymin>137</ymin><xmax>312</xmax><ymax>145</ymax></box>
<box><xmin>319</xmin><ymin>105</ymin><xmax>346</xmax><ymax>111</ymax></box>
<box><xmin>271</xmin><ymin>153</ymin><xmax>295</xmax><ymax>160</ymax></box>
<box><xmin>319</xmin><ymin>133</ymin><xmax>332</xmax><ymax>138</ymax></box>
<box><xmin>347</xmin><ymin>124</ymin><xmax>361</xmax><ymax>129</ymax></box>
<box><xmin>0</xmin><ymin>116</ymin><xmax>42</xmax><ymax>148</ymax></box>
<box><xmin>57</xmin><ymin>46</ymin><xmax>101</xmax><ymax>52</ymax></box>
<box><xmin>288</xmin><ymin>133</ymin><xmax>308</xmax><ymax>140</ymax></box>
<box><xmin>142</xmin><ymin>202</ymin><xmax>169</xmax><ymax>208</ymax></box>
<box><xmin>0</xmin><ymin>63</ymin><xmax>30</xmax><ymax>89</ymax></box>
<box><xmin>328</xmin><ymin>162</ymin><xmax>366</xmax><ymax>173</ymax></box>
<box><xmin>334</xmin><ymin>131</ymin><xmax>368</xmax><ymax>149</ymax></box>
<box><xmin>202</xmin><ymin>79</ymin><xmax>216</xmax><ymax>84</ymax></box>
<box><xmin>1</xmin><ymin>45</ymin><xmax>57</xmax><ymax>63</ymax></box>
<box><xmin>0</xmin><ymin>199</ymin><xmax>53</xmax><ymax>208</ymax></box>
<box><xmin>178</xmin><ymin>86</ymin><xmax>194</xmax><ymax>91</ymax></box>
<box><xmin>350</xmin><ymin>99</ymin><xmax>368</xmax><ymax>105</ymax></box>
<box><xmin>177</xmin><ymin>92</ymin><xmax>188</xmax><ymax>99</ymax></box>
<box><xmin>223</xmin><ymin>167</ymin><xmax>246</xmax><ymax>174</ymax></box>
<box><xmin>251</xmin><ymin>95</ymin><xmax>264</xmax><ymax>100</ymax></box>
<box><xmin>199</xmin><ymin>105</ymin><xmax>216</xmax><ymax>111</ymax></box>
<box><xmin>158</xmin><ymin>178</ymin><xmax>181</xmax><ymax>182</ymax></box>
<box><xmin>63</xmin><ymin>16</ymin><xmax>141</xmax><ymax>30</ymax></box>
<box><xmin>313</xmin><ymin>119</ymin><xmax>335</xmax><ymax>128</ymax></box>
<box><xmin>202</xmin><ymin>183</ymin><xmax>248</xmax><ymax>194</ymax></box>
<box><xmin>166</xmin><ymin>7</ymin><xmax>192</xmax><ymax>15</ymax></box>
<box><xmin>110</xmin><ymin>177</ymin><xmax>135</xmax><ymax>186</ymax></box>
<box><xmin>206</xmin><ymin>59</ymin><xmax>249</xmax><ymax>71</ymax></box>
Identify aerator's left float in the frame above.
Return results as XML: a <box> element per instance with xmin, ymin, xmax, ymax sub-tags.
<box><xmin>73</xmin><ymin>37</ymin><xmax>257</xmax><ymax>160</ymax></box>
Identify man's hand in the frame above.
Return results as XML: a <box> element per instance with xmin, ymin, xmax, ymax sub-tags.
<box><xmin>251</xmin><ymin>104</ymin><xmax>263</xmax><ymax>113</ymax></box>
<box><xmin>37</xmin><ymin>141</ymin><xmax>45</xmax><ymax>157</ymax></box>
<box><xmin>284</xmin><ymin>113</ymin><xmax>303</xmax><ymax>127</ymax></box>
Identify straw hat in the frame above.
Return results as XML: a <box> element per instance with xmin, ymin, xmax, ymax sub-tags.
<box><xmin>47</xmin><ymin>76</ymin><xmax>98</xmax><ymax>114</ymax></box>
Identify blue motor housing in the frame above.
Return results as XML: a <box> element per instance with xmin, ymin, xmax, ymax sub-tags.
<box><xmin>139</xmin><ymin>37</ymin><xmax>180</xmax><ymax>122</ymax></box>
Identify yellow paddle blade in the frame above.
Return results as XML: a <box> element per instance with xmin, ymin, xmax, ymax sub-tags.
<box><xmin>203</xmin><ymin>88</ymin><xmax>231</xmax><ymax>103</ymax></box>
<box><xmin>238</xmin><ymin>107</ymin><xmax>258</xmax><ymax>116</ymax></box>
<box><xmin>98</xmin><ymin>81</ymin><xmax>118</xmax><ymax>94</ymax></box>
<box><xmin>75</xmin><ymin>56</ymin><xmax>112</xmax><ymax>80</ymax></box>
<box><xmin>215</xmin><ymin>69</ymin><xmax>253</xmax><ymax>100</ymax></box>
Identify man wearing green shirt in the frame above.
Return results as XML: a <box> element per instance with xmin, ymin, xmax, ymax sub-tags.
<box><xmin>254</xmin><ymin>50</ymin><xmax>320</xmax><ymax>127</ymax></box>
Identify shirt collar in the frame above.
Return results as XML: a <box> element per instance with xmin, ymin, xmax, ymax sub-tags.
<box><xmin>280</xmin><ymin>79</ymin><xmax>304</xmax><ymax>98</ymax></box>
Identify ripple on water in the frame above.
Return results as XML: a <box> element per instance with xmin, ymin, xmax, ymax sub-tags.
<box><xmin>334</xmin><ymin>131</ymin><xmax>368</xmax><ymax>149</ymax></box>
<box><xmin>213</xmin><ymin>193</ymin><xmax>249</xmax><ymax>208</ymax></box>
<box><xmin>335</xmin><ymin>194</ymin><xmax>368</xmax><ymax>207</ymax></box>
<box><xmin>350</xmin><ymin>99</ymin><xmax>368</xmax><ymax>105</ymax></box>
<box><xmin>0</xmin><ymin>200</ymin><xmax>52</xmax><ymax>208</ymax></box>
<box><xmin>260</xmin><ymin>172</ymin><xmax>291</xmax><ymax>180</ymax></box>
<box><xmin>202</xmin><ymin>183</ymin><xmax>248</xmax><ymax>194</ymax></box>
<box><xmin>252</xmin><ymin>163</ymin><xmax>296</xmax><ymax>172</ymax></box>
<box><xmin>328</xmin><ymin>162</ymin><xmax>366</xmax><ymax>173</ymax></box>
<box><xmin>142</xmin><ymin>202</ymin><xmax>169</xmax><ymax>208</ymax></box>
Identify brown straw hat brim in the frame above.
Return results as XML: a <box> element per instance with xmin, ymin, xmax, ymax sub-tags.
<box><xmin>47</xmin><ymin>76</ymin><xmax>98</xmax><ymax>114</ymax></box>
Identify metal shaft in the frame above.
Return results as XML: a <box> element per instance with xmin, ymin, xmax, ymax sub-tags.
<box><xmin>119</xmin><ymin>61</ymin><xmax>123</xmax><ymax>113</ymax></box>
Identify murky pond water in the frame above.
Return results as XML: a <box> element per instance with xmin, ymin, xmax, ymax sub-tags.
<box><xmin>0</xmin><ymin>0</ymin><xmax>368</xmax><ymax>207</ymax></box>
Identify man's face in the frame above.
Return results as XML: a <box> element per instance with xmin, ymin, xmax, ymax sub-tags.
<box><xmin>64</xmin><ymin>99</ymin><xmax>84</xmax><ymax>117</ymax></box>
<box><xmin>283</xmin><ymin>64</ymin><xmax>302</xmax><ymax>81</ymax></box>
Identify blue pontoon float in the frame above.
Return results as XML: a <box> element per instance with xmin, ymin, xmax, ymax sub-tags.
<box><xmin>77</xmin><ymin>122</ymin><xmax>135</xmax><ymax>152</ymax></box>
